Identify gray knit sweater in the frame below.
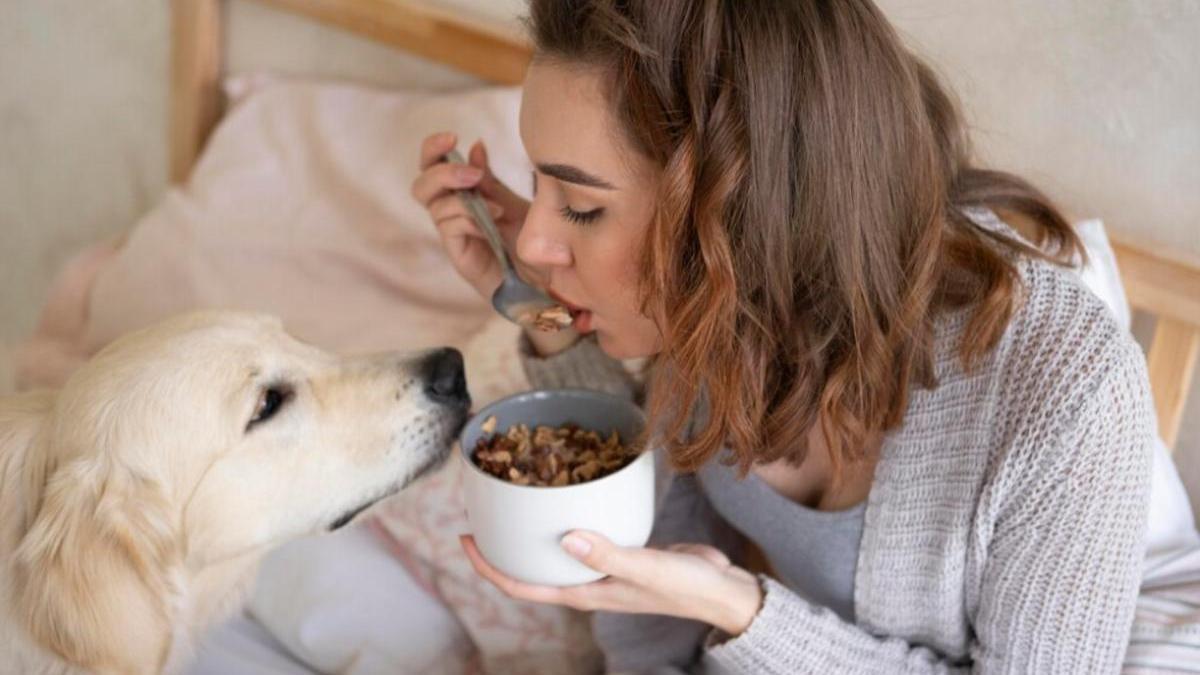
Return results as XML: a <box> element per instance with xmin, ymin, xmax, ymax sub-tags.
<box><xmin>518</xmin><ymin>226</ymin><xmax>1155</xmax><ymax>674</ymax></box>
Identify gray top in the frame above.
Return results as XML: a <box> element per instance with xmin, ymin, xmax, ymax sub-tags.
<box><xmin>697</xmin><ymin>460</ymin><xmax>865</xmax><ymax>623</ymax></box>
<box><xmin>518</xmin><ymin>211</ymin><xmax>1155</xmax><ymax>674</ymax></box>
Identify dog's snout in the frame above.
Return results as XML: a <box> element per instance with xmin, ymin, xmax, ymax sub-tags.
<box><xmin>420</xmin><ymin>347</ymin><xmax>469</xmax><ymax>408</ymax></box>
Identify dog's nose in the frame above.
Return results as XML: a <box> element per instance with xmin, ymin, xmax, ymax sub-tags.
<box><xmin>420</xmin><ymin>347</ymin><xmax>469</xmax><ymax>408</ymax></box>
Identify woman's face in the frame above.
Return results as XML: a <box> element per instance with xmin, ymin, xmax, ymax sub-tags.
<box><xmin>517</xmin><ymin>61</ymin><xmax>662</xmax><ymax>360</ymax></box>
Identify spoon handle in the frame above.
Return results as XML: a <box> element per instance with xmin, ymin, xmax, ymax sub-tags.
<box><xmin>443</xmin><ymin>150</ymin><xmax>515</xmax><ymax>276</ymax></box>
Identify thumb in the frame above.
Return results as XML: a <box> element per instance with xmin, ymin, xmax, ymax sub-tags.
<box><xmin>469</xmin><ymin>139</ymin><xmax>522</xmax><ymax>205</ymax></box>
<box><xmin>468</xmin><ymin>139</ymin><xmax>490</xmax><ymax>170</ymax></box>
<box><xmin>561</xmin><ymin>530</ymin><xmax>655</xmax><ymax>583</ymax></box>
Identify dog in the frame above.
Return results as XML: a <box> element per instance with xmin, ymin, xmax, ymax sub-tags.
<box><xmin>0</xmin><ymin>311</ymin><xmax>471</xmax><ymax>674</ymax></box>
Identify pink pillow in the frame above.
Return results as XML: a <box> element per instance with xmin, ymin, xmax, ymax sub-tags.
<box><xmin>84</xmin><ymin>76</ymin><xmax>532</xmax><ymax>357</ymax></box>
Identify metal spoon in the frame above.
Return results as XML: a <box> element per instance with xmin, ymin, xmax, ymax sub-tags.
<box><xmin>443</xmin><ymin>149</ymin><xmax>567</xmax><ymax>328</ymax></box>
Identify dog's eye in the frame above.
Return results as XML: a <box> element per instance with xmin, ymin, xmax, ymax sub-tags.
<box><xmin>247</xmin><ymin>385</ymin><xmax>292</xmax><ymax>431</ymax></box>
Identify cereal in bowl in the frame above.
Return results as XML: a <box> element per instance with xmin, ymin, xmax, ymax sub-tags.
<box><xmin>471</xmin><ymin>417</ymin><xmax>638</xmax><ymax>487</ymax></box>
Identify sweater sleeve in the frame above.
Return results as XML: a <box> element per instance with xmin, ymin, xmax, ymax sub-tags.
<box><xmin>594</xmin><ymin>471</ymin><xmax>748</xmax><ymax>674</ymax></box>
<box><xmin>703</xmin><ymin>349</ymin><xmax>1153</xmax><ymax>674</ymax></box>
<box><xmin>517</xmin><ymin>332</ymin><xmax>642</xmax><ymax>401</ymax></box>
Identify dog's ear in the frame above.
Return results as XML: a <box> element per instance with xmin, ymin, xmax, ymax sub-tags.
<box><xmin>0</xmin><ymin>390</ymin><xmax>57</xmax><ymax>533</ymax></box>
<box><xmin>14</xmin><ymin>456</ymin><xmax>179</xmax><ymax>674</ymax></box>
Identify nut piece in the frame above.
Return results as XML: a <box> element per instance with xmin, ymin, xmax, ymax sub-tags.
<box><xmin>470</xmin><ymin>420</ymin><xmax>638</xmax><ymax>487</ymax></box>
<box><xmin>517</xmin><ymin>304</ymin><xmax>574</xmax><ymax>332</ymax></box>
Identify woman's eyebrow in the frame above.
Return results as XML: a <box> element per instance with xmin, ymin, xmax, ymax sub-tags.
<box><xmin>536</xmin><ymin>163</ymin><xmax>617</xmax><ymax>190</ymax></box>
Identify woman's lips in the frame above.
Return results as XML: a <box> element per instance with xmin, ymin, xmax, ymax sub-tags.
<box><xmin>547</xmin><ymin>290</ymin><xmax>584</xmax><ymax>314</ymax></box>
<box><xmin>573</xmin><ymin>310</ymin><xmax>593</xmax><ymax>334</ymax></box>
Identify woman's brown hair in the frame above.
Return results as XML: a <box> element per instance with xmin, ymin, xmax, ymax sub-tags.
<box><xmin>528</xmin><ymin>0</ymin><xmax>1081</xmax><ymax>476</ymax></box>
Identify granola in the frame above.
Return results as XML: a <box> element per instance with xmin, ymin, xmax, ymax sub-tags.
<box><xmin>517</xmin><ymin>304</ymin><xmax>574</xmax><ymax>332</ymax></box>
<box><xmin>471</xmin><ymin>416</ymin><xmax>637</xmax><ymax>486</ymax></box>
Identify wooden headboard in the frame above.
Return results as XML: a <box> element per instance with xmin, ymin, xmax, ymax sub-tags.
<box><xmin>169</xmin><ymin>0</ymin><xmax>1200</xmax><ymax>454</ymax></box>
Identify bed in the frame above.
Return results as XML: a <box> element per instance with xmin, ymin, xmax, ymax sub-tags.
<box><xmin>13</xmin><ymin>1</ymin><xmax>1199</xmax><ymax>672</ymax></box>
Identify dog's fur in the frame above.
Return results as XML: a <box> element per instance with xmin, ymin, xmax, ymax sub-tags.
<box><xmin>0</xmin><ymin>312</ymin><xmax>469</xmax><ymax>674</ymax></box>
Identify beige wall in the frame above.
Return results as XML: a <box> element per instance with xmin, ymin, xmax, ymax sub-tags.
<box><xmin>880</xmin><ymin>0</ymin><xmax>1199</xmax><ymax>255</ymax></box>
<box><xmin>1</xmin><ymin>1</ymin><xmax>1197</xmax><ymax>498</ymax></box>
<box><xmin>1</xmin><ymin>0</ymin><xmax>169</xmax><ymax>345</ymax></box>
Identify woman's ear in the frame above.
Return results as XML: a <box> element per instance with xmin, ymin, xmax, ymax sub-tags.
<box><xmin>13</xmin><ymin>455</ymin><xmax>179</xmax><ymax>673</ymax></box>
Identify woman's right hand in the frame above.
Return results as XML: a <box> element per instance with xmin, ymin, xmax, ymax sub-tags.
<box><xmin>411</xmin><ymin>132</ymin><xmax>532</xmax><ymax>301</ymax></box>
<box><xmin>413</xmin><ymin>132</ymin><xmax>582</xmax><ymax>357</ymax></box>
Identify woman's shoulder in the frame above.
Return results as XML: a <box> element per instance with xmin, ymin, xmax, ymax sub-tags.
<box><xmin>912</xmin><ymin>208</ymin><xmax>1153</xmax><ymax>473</ymax></box>
<box><xmin>1000</xmin><ymin>253</ymin><xmax>1151</xmax><ymax>445</ymax></box>
<box><xmin>880</xmin><ymin>212</ymin><xmax>1156</xmax><ymax>552</ymax></box>
<box><xmin>925</xmin><ymin>209</ymin><xmax>1155</xmax><ymax>480</ymax></box>
<box><xmin>965</xmin><ymin>248</ymin><xmax>1154</xmax><ymax>538</ymax></box>
<box><xmin>1007</xmin><ymin>237</ymin><xmax>1144</xmax><ymax>404</ymax></box>
<box><xmin>953</xmin><ymin>207</ymin><xmax>1145</xmax><ymax>409</ymax></box>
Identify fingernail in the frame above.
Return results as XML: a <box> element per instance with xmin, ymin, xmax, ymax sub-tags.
<box><xmin>437</xmin><ymin>131</ymin><xmax>456</xmax><ymax>144</ymax></box>
<box><xmin>561</xmin><ymin>533</ymin><xmax>591</xmax><ymax>558</ymax></box>
<box><xmin>456</xmin><ymin>166</ymin><xmax>484</xmax><ymax>183</ymax></box>
<box><xmin>488</xmin><ymin>202</ymin><xmax>504</xmax><ymax>218</ymax></box>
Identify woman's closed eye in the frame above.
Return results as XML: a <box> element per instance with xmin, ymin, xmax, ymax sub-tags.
<box><xmin>560</xmin><ymin>205</ymin><xmax>604</xmax><ymax>226</ymax></box>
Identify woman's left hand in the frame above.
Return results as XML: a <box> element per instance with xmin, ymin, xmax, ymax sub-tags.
<box><xmin>460</xmin><ymin>531</ymin><xmax>764</xmax><ymax>636</ymax></box>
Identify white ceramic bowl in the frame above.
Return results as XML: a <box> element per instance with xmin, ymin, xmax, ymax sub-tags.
<box><xmin>460</xmin><ymin>389</ymin><xmax>654</xmax><ymax>586</ymax></box>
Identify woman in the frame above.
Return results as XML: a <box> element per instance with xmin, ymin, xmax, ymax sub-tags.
<box><xmin>412</xmin><ymin>0</ymin><xmax>1154</xmax><ymax>672</ymax></box>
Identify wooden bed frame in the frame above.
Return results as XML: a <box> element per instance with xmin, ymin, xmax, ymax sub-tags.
<box><xmin>169</xmin><ymin>0</ymin><xmax>1200</xmax><ymax>454</ymax></box>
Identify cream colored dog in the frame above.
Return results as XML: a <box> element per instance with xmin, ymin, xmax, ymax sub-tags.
<box><xmin>0</xmin><ymin>311</ymin><xmax>471</xmax><ymax>674</ymax></box>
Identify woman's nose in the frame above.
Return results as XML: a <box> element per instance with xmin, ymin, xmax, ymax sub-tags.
<box><xmin>516</xmin><ymin>208</ymin><xmax>573</xmax><ymax>269</ymax></box>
